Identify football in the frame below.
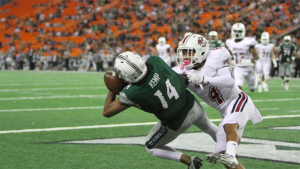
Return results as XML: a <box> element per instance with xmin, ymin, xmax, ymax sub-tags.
<box><xmin>104</xmin><ymin>71</ymin><xmax>127</xmax><ymax>95</ymax></box>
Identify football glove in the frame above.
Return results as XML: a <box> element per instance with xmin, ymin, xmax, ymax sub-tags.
<box><xmin>187</xmin><ymin>73</ymin><xmax>204</xmax><ymax>84</ymax></box>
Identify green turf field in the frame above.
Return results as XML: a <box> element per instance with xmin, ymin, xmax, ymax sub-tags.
<box><xmin>1</xmin><ymin>71</ymin><xmax>300</xmax><ymax>169</ymax></box>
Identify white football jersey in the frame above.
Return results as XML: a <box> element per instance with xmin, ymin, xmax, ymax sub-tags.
<box><xmin>156</xmin><ymin>44</ymin><xmax>171</xmax><ymax>60</ymax></box>
<box><xmin>226</xmin><ymin>37</ymin><xmax>256</xmax><ymax>67</ymax></box>
<box><xmin>255</xmin><ymin>43</ymin><xmax>274</xmax><ymax>63</ymax></box>
<box><xmin>173</xmin><ymin>47</ymin><xmax>241</xmax><ymax>115</ymax></box>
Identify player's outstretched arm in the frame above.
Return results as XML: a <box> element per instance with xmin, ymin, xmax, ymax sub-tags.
<box><xmin>103</xmin><ymin>91</ymin><xmax>131</xmax><ymax>118</ymax></box>
<box><xmin>187</xmin><ymin>67</ymin><xmax>235</xmax><ymax>88</ymax></box>
<box><xmin>204</xmin><ymin>67</ymin><xmax>235</xmax><ymax>88</ymax></box>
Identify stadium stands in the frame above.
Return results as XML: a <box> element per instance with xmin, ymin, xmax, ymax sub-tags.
<box><xmin>0</xmin><ymin>0</ymin><xmax>299</xmax><ymax>71</ymax></box>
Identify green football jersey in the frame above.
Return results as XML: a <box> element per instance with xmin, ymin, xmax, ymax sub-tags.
<box><xmin>119</xmin><ymin>56</ymin><xmax>195</xmax><ymax>130</ymax></box>
<box><xmin>279</xmin><ymin>43</ymin><xmax>296</xmax><ymax>63</ymax></box>
<box><xmin>209</xmin><ymin>40</ymin><xmax>224</xmax><ymax>50</ymax></box>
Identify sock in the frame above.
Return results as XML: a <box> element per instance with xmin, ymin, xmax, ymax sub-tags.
<box><xmin>226</xmin><ymin>141</ymin><xmax>238</xmax><ymax>157</ymax></box>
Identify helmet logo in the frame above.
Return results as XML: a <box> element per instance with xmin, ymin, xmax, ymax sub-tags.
<box><xmin>117</xmin><ymin>54</ymin><xmax>143</xmax><ymax>75</ymax></box>
<box><xmin>198</xmin><ymin>37</ymin><xmax>206</xmax><ymax>47</ymax></box>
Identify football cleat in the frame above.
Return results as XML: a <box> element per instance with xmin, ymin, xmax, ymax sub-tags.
<box><xmin>258</xmin><ymin>84</ymin><xmax>262</xmax><ymax>93</ymax></box>
<box><xmin>205</xmin><ymin>153</ymin><xmax>238</xmax><ymax>168</ymax></box>
<box><xmin>205</xmin><ymin>153</ymin><xmax>218</xmax><ymax>164</ymax></box>
<box><xmin>284</xmin><ymin>83</ymin><xmax>289</xmax><ymax>91</ymax></box>
<box><xmin>188</xmin><ymin>156</ymin><xmax>203</xmax><ymax>169</ymax></box>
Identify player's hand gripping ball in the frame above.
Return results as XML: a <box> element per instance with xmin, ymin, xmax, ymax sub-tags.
<box><xmin>104</xmin><ymin>71</ymin><xmax>127</xmax><ymax>95</ymax></box>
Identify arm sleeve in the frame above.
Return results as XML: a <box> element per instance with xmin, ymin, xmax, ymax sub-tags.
<box><xmin>203</xmin><ymin>67</ymin><xmax>235</xmax><ymax>88</ymax></box>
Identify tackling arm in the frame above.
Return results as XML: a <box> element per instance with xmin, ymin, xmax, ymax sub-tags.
<box><xmin>103</xmin><ymin>91</ymin><xmax>131</xmax><ymax>118</ymax></box>
<box><xmin>204</xmin><ymin>67</ymin><xmax>235</xmax><ymax>88</ymax></box>
<box><xmin>187</xmin><ymin>67</ymin><xmax>235</xmax><ymax>88</ymax></box>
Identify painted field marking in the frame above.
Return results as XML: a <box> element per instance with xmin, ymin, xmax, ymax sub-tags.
<box><xmin>271</xmin><ymin>126</ymin><xmax>300</xmax><ymax>130</ymax></box>
<box><xmin>63</xmin><ymin>133</ymin><xmax>300</xmax><ymax>165</ymax></box>
<box><xmin>0</xmin><ymin>87</ymin><xmax>106</xmax><ymax>92</ymax></box>
<box><xmin>0</xmin><ymin>82</ymin><xmax>101</xmax><ymax>86</ymax></box>
<box><xmin>1</xmin><ymin>95</ymin><xmax>300</xmax><ymax>103</ymax></box>
<box><xmin>252</xmin><ymin>98</ymin><xmax>300</xmax><ymax>102</ymax></box>
<box><xmin>0</xmin><ymin>107</ymin><xmax>103</xmax><ymax>112</ymax></box>
<box><xmin>0</xmin><ymin>114</ymin><xmax>300</xmax><ymax>134</ymax></box>
<box><xmin>259</xmin><ymin>108</ymin><xmax>279</xmax><ymax>110</ymax></box>
<box><xmin>0</xmin><ymin>95</ymin><xmax>106</xmax><ymax>101</ymax></box>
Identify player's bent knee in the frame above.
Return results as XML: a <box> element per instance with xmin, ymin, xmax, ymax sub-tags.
<box><xmin>223</xmin><ymin>123</ymin><xmax>239</xmax><ymax>132</ymax></box>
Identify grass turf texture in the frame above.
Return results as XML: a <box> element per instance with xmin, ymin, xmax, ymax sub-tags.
<box><xmin>0</xmin><ymin>71</ymin><xmax>300</xmax><ymax>169</ymax></box>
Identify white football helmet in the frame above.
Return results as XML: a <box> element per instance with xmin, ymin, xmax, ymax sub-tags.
<box><xmin>208</xmin><ymin>31</ymin><xmax>218</xmax><ymax>42</ymax></box>
<box><xmin>158</xmin><ymin>37</ymin><xmax>166</xmax><ymax>46</ymax></box>
<box><xmin>231</xmin><ymin>23</ymin><xmax>245</xmax><ymax>40</ymax></box>
<box><xmin>177</xmin><ymin>34</ymin><xmax>209</xmax><ymax>69</ymax></box>
<box><xmin>114</xmin><ymin>51</ymin><xmax>147</xmax><ymax>83</ymax></box>
<box><xmin>261</xmin><ymin>31</ymin><xmax>269</xmax><ymax>45</ymax></box>
<box><xmin>283</xmin><ymin>35</ymin><xmax>291</xmax><ymax>45</ymax></box>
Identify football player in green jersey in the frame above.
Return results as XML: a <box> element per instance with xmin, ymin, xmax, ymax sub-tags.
<box><xmin>277</xmin><ymin>35</ymin><xmax>299</xmax><ymax>91</ymax></box>
<box><xmin>208</xmin><ymin>31</ymin><xmax>225</xmax><ymax>50</ymax></box>
<box><xmin>103</xmin><ymin>51</ymin><xmax>218</xmax><ymax>169</ymax></box>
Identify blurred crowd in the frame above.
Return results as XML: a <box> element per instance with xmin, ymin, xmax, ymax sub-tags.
<box><xmin>0</xmin><ymin>0</ymin><xmax>300</xmax><ymax>75</ymax></box>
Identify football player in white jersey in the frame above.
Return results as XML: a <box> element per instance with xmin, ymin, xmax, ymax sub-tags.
<box><xmin>226</xmin><ymin>23</ymin><xmax>259</xmax><ymax>91</ymax></box>
<box><xmin>208</xmin><ymin>31</ymin><xmax>225</xmax><ymax>50</ymax></box>
<box><xmin>255</xmin><ymin>32</ymin><xmax>277</xmax><ymax>92</ymax></box>
<box><xmin>173</xmin><ymin>34</ymin><xmax>263</xmax><ymax>169</ymax></box>
<box><xmin>155</xmin><ymin>37</ymin><xmax>171</xmax><ymax>67</ymax></box>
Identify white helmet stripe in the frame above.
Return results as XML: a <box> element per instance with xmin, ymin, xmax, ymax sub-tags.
<box><xmin>117</xmin><ymin>55</ymin><xmax>143</xmax><ymax>75</ymax></box>
<box><xmin>182</xmin><ymin>34</ymin><xmax>192</xmax><ymax>44</ymax></box>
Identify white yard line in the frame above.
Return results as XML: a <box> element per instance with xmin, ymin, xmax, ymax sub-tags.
<box><xmin>1</xmin><ymin>94</ymin><xmax>300</xmax><ymax>103</ymax></box>
<box><xmin>0</xmin><ymin>95</ymin><xmax>106</xmax><ymax>101</ymax></box>
<box><xmin>0</xmin><ymin>82</ymin><xmax>101</xmax><ymax>86</ymax></box>
<box><xmin>0</xmin><ymin>87</ymin><xmax>106</xmax><ymax>92</ymax></box>
<box><xmin>252</xmin><ymin>98</ymin><xmax>300</xmax><ymax>102</ymax></box>
<box><xmin>290</xmin><ymin>110</ymin><xmax>300</xmax><ymax>113</ymax></box>
<box><xmin>0</xmin><ymin>114</ymin><xmax>300</xmax><ymax>134</ymax></box>
<box><xmin>259</xmin><ymin>108</ymin><xmax>279</xmax><ymax>110</ymax></box>
<box><xmin>0</xmin><ymin>106</ymin><xmax>283</xmax><ymax>112</ymax></box>
<box><xmin>0</xmin><ymin>107</ymin><xmax>103</xmax><ymax>112</ymax></box>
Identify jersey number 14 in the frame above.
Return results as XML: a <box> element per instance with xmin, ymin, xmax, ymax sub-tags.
<box><xmin>154</xmin><ymin>79</ymin><xmax>179</xmax><ymax>109</ymax></box>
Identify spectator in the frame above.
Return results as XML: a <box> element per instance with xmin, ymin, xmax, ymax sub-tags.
<box><xmin>16</xmin><ymin>51</ymin><xmax>25</xmax><ymax>70</ymax></box>
<box><xmin>94</xmin><ymin>50</ymin><xmax>103</xmax><ymax>72</ymax></box>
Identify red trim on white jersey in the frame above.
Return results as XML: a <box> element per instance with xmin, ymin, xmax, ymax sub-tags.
<box><xmin>231</xmin><ymin>92</ymin><xmax>248</xmax><ymax>113</ymax></box>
